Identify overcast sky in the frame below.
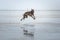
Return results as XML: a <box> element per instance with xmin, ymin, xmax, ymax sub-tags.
<box><xmin>0</xmin><ymin>0</ymin><xmax>60</xmax><ymax>10</ymax></box>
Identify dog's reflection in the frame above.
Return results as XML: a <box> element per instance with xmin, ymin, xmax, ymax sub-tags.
<box><xmin>23</xmin><ymin>29</ymin><xmax>34</xmax><ymax>36</ymax></box>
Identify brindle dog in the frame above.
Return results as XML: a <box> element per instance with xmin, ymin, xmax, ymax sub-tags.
<box><xmin>21</xmin><ymin>9</ymin><xmax>35</xmax><ymax>21</ymax></box>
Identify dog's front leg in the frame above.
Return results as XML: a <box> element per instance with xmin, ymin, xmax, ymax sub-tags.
<box><xmin>31</xmin><ymin>15</ymin><xmax>35</xmax><ymax>20</ymax></box>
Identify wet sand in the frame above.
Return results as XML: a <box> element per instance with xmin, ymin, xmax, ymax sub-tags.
<box><xmin>0</xmin><ymin>23</ymin><xmax>60</xmax><ymax>40</ymax></box>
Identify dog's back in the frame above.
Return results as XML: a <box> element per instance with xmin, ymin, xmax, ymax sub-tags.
<box><xmin>24</xmin><ymin>9</ymin><xmax>34</xmax><ymax>16</ymax></box>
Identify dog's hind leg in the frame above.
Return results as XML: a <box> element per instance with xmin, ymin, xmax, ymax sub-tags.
<box><xmin>20</xmin><ymin>15</ymin><xmax>27</xmax><ymax>21</ymax></box>
<box><xmin>20</xmin><ymin>17</ymin><xmax>25</xmax><ymax>21</ymax></box>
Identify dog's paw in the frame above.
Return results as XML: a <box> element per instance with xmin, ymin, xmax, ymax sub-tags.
<box><xmin>20</xmin><ymin>19</ymin><xmax>22</xmax><ymax>21</ymax></box>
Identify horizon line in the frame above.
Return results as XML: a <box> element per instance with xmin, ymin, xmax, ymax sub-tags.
<box><xmin>0</xmin><ymin>10</ymin><xmax>60</xmax><ymax>11</ymax></box>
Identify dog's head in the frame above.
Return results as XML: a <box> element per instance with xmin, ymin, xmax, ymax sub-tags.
<box><xmin>31</xmin><ymin>9</ymin><xmax>34</xmax><ymax>13</ymax></box>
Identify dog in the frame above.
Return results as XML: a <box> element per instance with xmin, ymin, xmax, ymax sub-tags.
<box><xmin>21</xmin><ymin>9</ymin><xmax>35</xmax><ymax>21</ymax></box>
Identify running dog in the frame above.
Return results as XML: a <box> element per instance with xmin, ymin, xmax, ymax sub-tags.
<box><xmin>21</xmin><ymin>9</ymin><xmax>35</xmax><ymax>21</ymax></box>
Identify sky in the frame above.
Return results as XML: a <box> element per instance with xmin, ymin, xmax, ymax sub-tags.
<box><xmin>0</xmin><ymin>0</ymin><xmax>60</xmax><ymax>10</ymax></box>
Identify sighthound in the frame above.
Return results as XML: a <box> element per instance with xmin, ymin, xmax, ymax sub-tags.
<box><xmin>21</xmin><ymin>9</ymin><xmax>35</xmax><ymax>21</ymax></box>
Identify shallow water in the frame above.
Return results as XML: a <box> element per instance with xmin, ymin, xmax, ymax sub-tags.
<box><xmin>0</xmin><ymin>23</ymin><xmax>60</xmax><ymax>40</ymax></box>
